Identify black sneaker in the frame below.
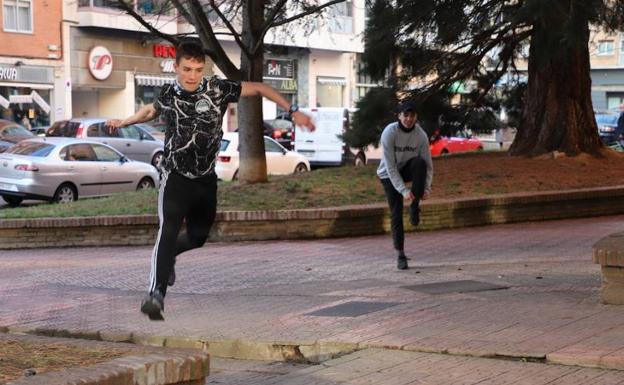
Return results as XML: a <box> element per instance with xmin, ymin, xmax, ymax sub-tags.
<box><xmin>409</xmin><ymin>203</ymin><xmax>420</xmax><ymax>226</ymax></box>
<box><xmin>140</xmin><ymin>290</ymin><xmax>165</xmax><ymax>321</ymax></box>
<box><xmin>397</xmin><ymin>255</ymin><xmax>408</xmax><ymax>270</ymax></box>
<box><xmin>168</xmin><ymin>267</ymin><xmax>176</xmax><ymax>286</ymax></box>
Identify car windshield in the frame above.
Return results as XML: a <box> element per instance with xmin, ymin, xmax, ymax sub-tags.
<box><xmin>2</xmin><ymin>124</ymin><xmax>33</xmax><ymax>137</ymax></box>
<box><xmin>47</xmin><ymin>121</ymin><xmax>81</xmax><ymax>137</ymax></box>
<box><xmin>6</xmin><ymin>141</ymin><xmax>54</xmax><ymax>157</ymax></box>
<box><xmin>220</xmin><ymin>139</ymin><xmax>230</xmax><ymax>152</ymax></box>
<box><xmin>596</xmin><ymin>114</ymin><xmax>618</xmax><ymax>125</ymax></box>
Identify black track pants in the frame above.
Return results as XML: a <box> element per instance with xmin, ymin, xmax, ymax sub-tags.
<box><xmin>380</xmin><ymin>156</ymin><xmax>427</xmax><ymax>252</ymax></box>
<box><xmin>149</xmin><ymin>171</ymin><xmax>217</xmax><ymax>296</ymax></box>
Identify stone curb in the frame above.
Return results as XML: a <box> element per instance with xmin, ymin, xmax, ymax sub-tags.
<box><xmin>9</xmin><ymin>326</ymin><xmax>624</xmax><ymax>373</ymax></box>
<box><xmin>2</xmin><ymin>332</ymin><xmax>209</xmax><ymax>385</ymax></box>
<box><xmin>2</xmin><ymin>186</ymin><xmax>624</xmax><ymax>249</ymax></box>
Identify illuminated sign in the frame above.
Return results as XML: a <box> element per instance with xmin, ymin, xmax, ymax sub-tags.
<box><xmin>88</xmin><ymin>46</ymin><xmax>113</xmax><ymax>81</ymax></box>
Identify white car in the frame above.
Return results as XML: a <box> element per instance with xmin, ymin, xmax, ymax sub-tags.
<box><xmin>216</xmin><ymin>132</ymin><xmax>310</xmax><ymax>181</ymax></box>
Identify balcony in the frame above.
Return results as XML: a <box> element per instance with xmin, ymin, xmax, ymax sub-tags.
<box><xmin>77</xmin><ymin>0</ymin><xmax>178</xmax><ymax>35</ymax></box>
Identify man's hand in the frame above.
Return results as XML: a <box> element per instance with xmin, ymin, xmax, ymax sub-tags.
<box><xmin>403</xmin><ymin>191</ymin><xmax>415</xmax><ymax>202</ymax></box>
<box><xmin>104</xmin><ymin>119</ymin><xmax>125</xmax><ymax>136</ymax></box>
<box><xmin>105</xmin><ymin>119</ymin><xmax>125</xmax><ymax>129</ymax></box>
<box><xmin>292</xmin><ymin>111</ymin><xmax>315</xmax><ymax>131</ymax></box>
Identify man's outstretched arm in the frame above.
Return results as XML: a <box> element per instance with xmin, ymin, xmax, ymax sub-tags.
<box><xmin>241</xmin><ymin>82</ymin><xmax>315</xmax><ymax>131</ymax></box>
<box><xmin>106</xmin><ymin>104</ymin><xmax>159</xmax><ymax>129</ymax></box>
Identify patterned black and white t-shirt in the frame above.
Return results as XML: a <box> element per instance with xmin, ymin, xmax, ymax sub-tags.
<box><xmin>154</xmin><ymin>75</ymin><xmax>241</xmax><ymax>178</ymax></box>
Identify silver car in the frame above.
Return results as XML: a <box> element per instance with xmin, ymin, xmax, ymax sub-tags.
<box><xmin>0</xmin><ymin>138</ymin><xmax>159</xmax><ymax>206</ymax></box>
<box><xmin>46</xmin><ymin>118</ymin><xmax>164</xmax><ymax>168</ymax></box>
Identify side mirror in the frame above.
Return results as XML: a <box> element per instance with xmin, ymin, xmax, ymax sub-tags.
<box><xmin>120</xmin><ymin>156</ymin><xmax>129</xmax><ymax>163</ymax></box>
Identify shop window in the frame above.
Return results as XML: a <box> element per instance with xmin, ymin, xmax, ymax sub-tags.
<box><xmin>3</xmin><ymin>0</ymin><xmax>33</xmax><ymax>33</ymax></box>
<box><xmin>316</xmin><ymin>77</ymin><xmax>345</xmax><ymax>108</ymax></box>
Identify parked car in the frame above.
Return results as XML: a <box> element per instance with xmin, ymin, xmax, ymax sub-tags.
<box><xmin>429</xmin><ymin>130</ymin><xmax>484</xmax><ymax>156</ymax></box>
<box><xmin>30</xmin><ymin>126</ymin><xmax>50</xmax><ymax>137</ymax></box>
<box><xmin>216</xmin><ymin>132</ymin><xmax>310</xmax><ymax>181</ymax></box>
<box><xmin>0</xmin><ymin>119</ymin><xmax>35</xmax><ymax>153</ymax></box>
<box><xmin>46</xmin><ymin>118</ymin><xmax>164</xmax><ymax>168</ymax></box>
<box><xmin>264</xmin><ymin>117</ymin><xmax>294</xmax><ymax>150</ymax></box>
<box><xmin>136</xmin><ymin>122</ymin><xmax>165</xmax><ymax>141</ymax></box>
<box><xmin>0</xmin><ymin>137</ymin><xmax>159</xmax><ymax>206</ymax></box>
<box><xmin>595</xmin><ymin>111</ymin><xmax>621</xmax><ymax>144</ymax></box>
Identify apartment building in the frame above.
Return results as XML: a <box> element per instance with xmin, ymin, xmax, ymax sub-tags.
<box><xmin>71</xmin><ymin>0</ymin><xmax>365</xmax><ymax>128</ymax></box>
<box><xmin>0</xmin><ymin>0</ymin><xmax>73</xmax><ymax>126</ymax></box>
<box><xmin>589</xmin><ymin>29</ymin><xmax>624</xmax><ymax>110</ymax></box>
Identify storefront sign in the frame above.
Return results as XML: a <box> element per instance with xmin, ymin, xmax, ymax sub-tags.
<box><xmin>9</xmin><ymin>95</ymin><xmax>32</xmax><ymax>104</ymax></box>
<box><xmin>265</xmin><ymin>78</ymin><xmax>298</xmax><ymax>92</ymax></box>
<box><xmin>88</xmin><ymin>46</ymin><xmax>114</xmax><ymax>81</ymax></box>
<box><xmin>154</xmin><ymin>44</ymin><xmax>176</xmax><ymax>58</ymax></box>
<box><xmin>160</xmin><ymin>59</ymin><xmax>175</xmax><ymax>73</ymax></box>
<box><xmin>264</xmin><ymin>59</ymin><xmax>295</xmax><ymax>79</ymax></box>
<box><xmin>0</xmin><ymin>67</ymin><xmax>18</xmax><ymax>81</ymax></box>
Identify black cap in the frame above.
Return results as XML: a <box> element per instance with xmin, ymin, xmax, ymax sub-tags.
<box><xmin>398</xmin><ymin>100</ymin><xmax>416</xmax><ymax>114</ymax></box>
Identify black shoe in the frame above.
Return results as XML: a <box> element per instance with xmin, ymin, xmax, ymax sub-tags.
<box><xmin>397</xmin><ymin>255</ymin><xmax>408</xmax><ymax>270</ymax></box>
<box><xmin>409</xmin><ymin>203</ymin><xmax>420</xmax><ymax>226</ymax></box>
<box><xmin>168</xmin><ymin>267</ymin><xmax>176</xmax><ymax>286</ymax></box>
<box><xmin>140</xmin><ymin>290</ymin><xmax>165</xmax><ymax>321</ymax></box>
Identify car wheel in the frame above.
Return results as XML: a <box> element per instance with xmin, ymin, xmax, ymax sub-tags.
<box><xmin>477</xmin><ymin>146</ymin><xmax>484</xmax><ymax>151</ymax></box>
<box><xmin>137</xmin><ymin>177</ymin><xmax>155</xmax><ymax>190</ymax></box>
<box><xmin>354</xmin><ymin>153</ymin><xmax>366</xmax><ymax>167</ymax></box>
<box><xmin>53</xmin><ymin>183</ymin><xmax>77</xmax><ymax>204</ymax></box>
<box><xmin>2</xmin><ymin>195</ymin><xmax>23</xmax><ymax>207</ymax></box>
<box><xmin>294</xmin><ymin>163</ymin><xmax>308</xmax><ymax>173</ymax></box>
<box><xmin>232</xmin><ymin>170</ymin><xmax>239</xmax><ymax>181</ymax></box>
<box><xmin>151</xmin><ymin>152</ymin><xmax>164</xmax><ymax>168</ymax></box>
<box><xmin>441</xmin><ymin>149</ymin><xmax>449</xmax><ymax>155</ymax></box>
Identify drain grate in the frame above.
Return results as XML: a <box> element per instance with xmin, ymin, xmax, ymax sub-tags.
<box><xmin>403</xmin><ymin>280</ymin><xmax>508</xmax><ymax>295</ymax></box>
<box><xmin>305</xmin><ymin>301</ymin><xmax>400</xmax><ymax>317</ymax></box>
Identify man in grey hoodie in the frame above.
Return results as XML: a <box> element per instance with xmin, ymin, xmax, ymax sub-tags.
<box><xmin>377</xmin><ymin>101</ymin><xmax>433</xmax><ymax>270</ymax></box>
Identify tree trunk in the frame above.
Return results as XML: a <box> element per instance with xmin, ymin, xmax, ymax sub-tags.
<box><xmin>509</xmin><ymin>17</ymin><xmax>603</xmax><ymax>157</ymax></box>
<box><xmin>238</xmin><ymin>0</ymin><xmax>268</xmax><ymax>183</ymax></box>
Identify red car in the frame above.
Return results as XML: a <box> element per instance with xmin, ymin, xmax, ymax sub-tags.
<box><xmin>429</xmin><ymin>130</ymin><xmax>483</xmax><ymax>156</ymax></box>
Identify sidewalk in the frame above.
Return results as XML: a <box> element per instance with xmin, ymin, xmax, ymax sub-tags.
<box><xmin>2</xmin><ymin>215</ymin><xmax>624</xmax><ymax>380</ymax></box>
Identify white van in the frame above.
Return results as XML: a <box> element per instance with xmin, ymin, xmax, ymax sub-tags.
<box><xmin>294</xmin><ymin>107</ymin><xmax>381</xmax><ymax>167</ymax></box>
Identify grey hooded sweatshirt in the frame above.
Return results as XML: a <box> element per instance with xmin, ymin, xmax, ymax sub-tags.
<box><xmin>376</xmin><ymin>121</ymin><xmax>433</xmax><ymax>197</ymax></box>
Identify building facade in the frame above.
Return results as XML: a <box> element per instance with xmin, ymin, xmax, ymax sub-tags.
<box><xmin>0</xmin><ymin>0</ymin><xmax>73</xmax><ymax>126</ymax></box>
<box><xmin>71</xmin><ymin>0</ymin><xmax>365</xmax><ymax>128</ymax></box>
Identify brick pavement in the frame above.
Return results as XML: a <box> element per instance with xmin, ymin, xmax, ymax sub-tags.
<box><xmin>209</xmin><ymin>349</ymin><xmax>624</xmax><ymax>385</ymax></box>
<box><xmin>2</xmin><ymin>215</ymin><xmax>624</xmax><ymax>378</ymax></box>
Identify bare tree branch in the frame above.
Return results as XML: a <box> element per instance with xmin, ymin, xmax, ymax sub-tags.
<box><xmin>172</xmin><ymin>0</ymin><xmax>241</xmax><ymax>79</ymax></box>
<box><xmin>270</xmin><ymin>0</ymin><xmax>345</xmax><ymax>28</ymax></box>
<box><xmin>209</xmin><ymin>0</ymin><xmax>250</xmax><ymax>58</ymax></box>
<box><xmin>116</xmin><ymin>0</ymin><xmax>179</xmax><ymax>46</ymax></box>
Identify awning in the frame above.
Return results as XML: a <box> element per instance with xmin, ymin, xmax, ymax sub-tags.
<box><xmin>135</xmin><ymin>74</ymin><xmax>176</xmax><ymax>87</ymax></box>
<box><xmin>0</xmin><ymin>81</ymin><xmax>53</xmax><ymax>90</ymax></box>
<box><xmin>317</xmin><ymin>77</ymin><xmax>347</xmax><ymax>86</ymax></box>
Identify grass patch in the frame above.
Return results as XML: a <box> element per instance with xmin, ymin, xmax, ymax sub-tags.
<box><xmin>3</xmin><ymin>151</ymin><xmax>624</xmax><ymax>219</ymax></box>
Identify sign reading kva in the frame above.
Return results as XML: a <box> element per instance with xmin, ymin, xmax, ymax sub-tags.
<box><xmin>0</xmin><ymin>67</ymin><xmax>18</xmax><ymax>81</ymax></box>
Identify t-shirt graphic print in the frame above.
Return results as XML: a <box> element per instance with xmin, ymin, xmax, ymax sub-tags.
<box><xmin>155</xmin><ymin>75</ymin><xmax>241</xmax><ymax>178</ymax></box>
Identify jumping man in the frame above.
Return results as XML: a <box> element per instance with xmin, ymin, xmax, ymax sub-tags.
<box><xmin>106</xmin><ymin>41</ymin><xmax>314</xmax><ymax>320</ymax></box>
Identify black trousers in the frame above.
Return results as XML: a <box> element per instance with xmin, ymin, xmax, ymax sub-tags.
<box><xmin>149</xmin><ymin>171</ymin><xmax>217</xmax><ymax>296</ymax></box>
<box><xmin>380</xmin><ymin>156</ymin><xmax>427</xmax><ymax>252</ymax></box>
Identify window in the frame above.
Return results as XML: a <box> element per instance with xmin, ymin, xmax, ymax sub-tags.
<box><xmin>93</xmin><ymin>144</ymin><xmax>121</xmax><ymax>162</ymax></box>
<box><xmin>598</xmin><ymin>40</ymin><xmax>614</xmax><ymax>56</ymax></box>
<box><xmin>120</xmin><ymin>125</ymin><xmax>142</xmax><ymax>140</ymax></box>
<box><xmin>6</xmin><ymin>142</ymin><xmax>53</xmax><ymax>157</ymax></box>
<box><xmin>3</xmin><ymin>0</ymin><xmax>32</xmax><ymax>33</ymax></box>
<box><xmin>264</xmin><ymin>138</ymin><xmax>284</xmax><ymax>153</ymax></box>
<box><xmin>64</xmin><ymin>144</ymin><xmax>97</xmax><ymax>162</ymax></box>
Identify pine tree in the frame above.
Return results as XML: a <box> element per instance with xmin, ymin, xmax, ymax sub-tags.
<box><xmin>356</xmin><ymin>0</ymin><xmax>623</xmax><ymax>156</ymax></box>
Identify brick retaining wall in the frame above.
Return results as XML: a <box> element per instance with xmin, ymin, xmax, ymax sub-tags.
<box><xmin>1</xmin><ymin>186</ymin><xmax>624</xmax><ymax>249</ymax></box>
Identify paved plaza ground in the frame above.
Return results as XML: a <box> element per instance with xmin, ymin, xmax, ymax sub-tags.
<box><xmin>2</xmin><ymin>215</ymin><xmax>624</xmax><ymax>384</ymax></box>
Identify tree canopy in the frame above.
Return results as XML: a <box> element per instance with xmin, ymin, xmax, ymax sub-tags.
<box><xmin>351</xmin><ymin>0</ymin><xmax>624</xmax><ymax>156</ymax></box>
